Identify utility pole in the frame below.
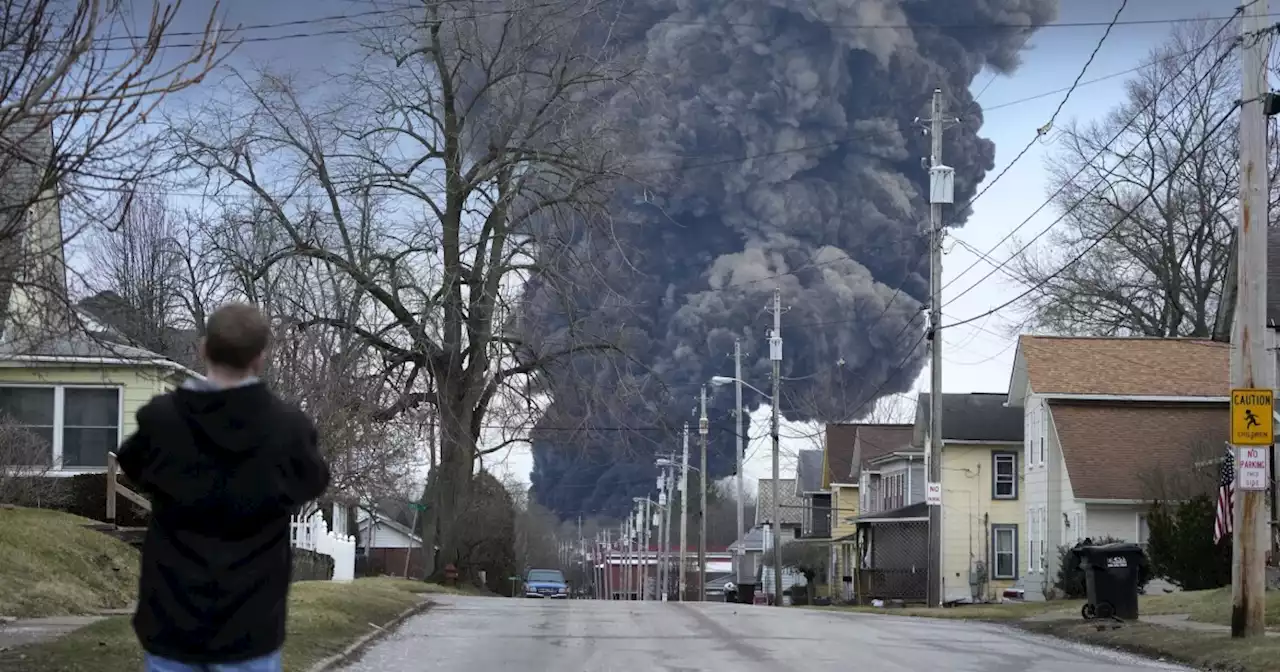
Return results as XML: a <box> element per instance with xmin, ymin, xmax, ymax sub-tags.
<box><xmin>639</xmin><ymin>500</ymin><xmax>649</xmax><ymax>601</ymax></box>
<box><xmin>921</xmin><ymin>86</ymin><xmax>957</xmax><ymax>609</ymax></box>
<box><xmin>622</xmin><ymin>521</ymin><xmax>630</xmax><ymax>600</ymax></box>
<box><xmin>679</xmin><ymin>422</ymin><xmax>690</xmax><ymax>601</ymax></box>
<box><xmin>656</xmin><ymin>469</ymin><xmax>667</xmax><ymax>601</ymax></box>
<box><xmin>768</xmin><ymin>287</ymin><xmax>785</xmax><ymax>605</ymax></box>
<box><xmin>733</xmin><ymin>339</ymin><xmax>745</xmax><ymax>588</ymax></box>
<box><xmin>663</xmin><ymin>463</ymin><xmax>674</xmax><ymax>600</ymax></box>
<box><xmin>698</xmin><ymin>385</ymin><xmax>709</xmax><ymax>602</ymax></box>
<box><xmin>1232</xmin><ymin>0</ymin><xmax>1272</xmax><ymax>639</ymax></box>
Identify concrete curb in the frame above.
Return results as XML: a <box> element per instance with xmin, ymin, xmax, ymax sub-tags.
<box><xmin>306</xmin><ymin>599</ymin><xmax>432</xmax><ymax>672</ymax></box>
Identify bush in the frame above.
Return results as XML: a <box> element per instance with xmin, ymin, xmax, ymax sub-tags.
<box><xmin>1054</xmin><ymin>536</ymin><xmax>1151</xmax><ymax>599</ymax></box>
<box><xmin>3</xmin><ymin>474</ymin><xmax>149</xmax><ymax>526</ymax></box>
<box><xmin>1145</xmin><ymin>496</ymin><xmax>1231</xmax><ymax>590</ymax></box>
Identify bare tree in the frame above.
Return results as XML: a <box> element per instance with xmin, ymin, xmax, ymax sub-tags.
<box><xmin>865</xmin><ymin>394</ymin><xmax>915</xmax><ymax>424</ymax></box>
<box><xmin>168</xmin><ymin>0</ymin><xmax>643</xmax><ymax>575</ymax></box>
<box><xmin>204</xmin><ymin>204</ymin><xmax>423</xmax><ymax>502</ymax></box>
<box><xmin>1009</xmin><ymin>22</ymin><xmax>1254</xmax><ymax>337</ymax></box>
<box><xmin>0</xmin><ymin>1</ymin><xmax>230</xmax><ymax>342</ymax></box>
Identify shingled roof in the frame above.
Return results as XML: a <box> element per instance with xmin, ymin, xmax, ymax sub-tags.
<box><xmin>795</xmin><ymin>449</ymin><xmax>825</xmax><ymax>494</ymax></box>
<box><xmin>756</xmin><ymin>478</ymin><xmax>803</xmax><ymax>527</ymax></box>
<box><xmin>1013</xmin><ymin>335</ymin><xmax>1228</xmax><ymax>398</ymax></box>
<box><xmin>914</xmin><ymin>392</ymin><xmax>1023</xmax><ymax>444</ymax></box>
<box><xmin>854</xmin><ymin>424</ymin><xmax>914</xmax><ymax>477</ymax></box>
<box><xmin>1049</xmin><ymin>400</ymin><xmax>1228</xmax><ymax>500</ymax></box>
<box><xmin>78</xmin><ymin>291</ymin><xmax>201</xmax><ymax>369</ymax></box>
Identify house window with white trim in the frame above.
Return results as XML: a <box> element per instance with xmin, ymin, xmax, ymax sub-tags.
<box><xmin>0</xmin><ymin>386</ymin><xmax>122</xmax><ymax>469</ymax></box>
<box><xmin>992</xmin><ymin>524</ymin><xmax>1018</xmax><ymax>580</ymax></box>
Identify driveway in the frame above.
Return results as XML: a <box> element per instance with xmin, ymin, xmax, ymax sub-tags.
<box><xmin>334</xmin><ymin>596</ymin><xmax>1191</xmax><ymax>671</ymax></box>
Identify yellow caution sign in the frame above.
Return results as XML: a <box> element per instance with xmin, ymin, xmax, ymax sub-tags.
<box><xmin>1231</xmin><ymin>388</ymin><xmax>1274</xmax><ymax>446</ymax></box>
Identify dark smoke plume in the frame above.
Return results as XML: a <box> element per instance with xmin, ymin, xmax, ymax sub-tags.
<box><xmin>520</xmin><ymin>0</ymin><xmax>1058</xmax><ymax>519</ymax></box>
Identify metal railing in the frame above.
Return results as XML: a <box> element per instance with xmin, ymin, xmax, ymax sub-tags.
<box><xmin>106</xmin><ymin>451</ymin><xmax>150</xmax><ymax>524</ymax></box>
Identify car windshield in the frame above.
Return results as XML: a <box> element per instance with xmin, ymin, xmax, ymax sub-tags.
<box><xmin>527</xmin><ymin>570</ymin><xmax>565</xmax><ymax>583</ymax></box>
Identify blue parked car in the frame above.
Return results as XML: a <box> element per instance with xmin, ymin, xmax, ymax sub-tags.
<box><xmin>524</xmin><ymin>568</ymin><xmax>569</xmax><ymax>598</ymax></box>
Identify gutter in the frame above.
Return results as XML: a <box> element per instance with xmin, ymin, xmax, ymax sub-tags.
<box><xmin>0</xmin><ymin>354</ymin><xmax>203</xmax><ymax>380</ymax></box>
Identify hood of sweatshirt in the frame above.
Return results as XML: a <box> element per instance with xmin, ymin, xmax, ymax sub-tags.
<box><xmin>173</xmin><ymin>376</ymin><xmax>273</xmax><ymax>456</ymax></box>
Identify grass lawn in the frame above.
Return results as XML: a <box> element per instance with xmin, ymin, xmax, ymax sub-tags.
<box><xmin>1141</xmin><ymin>587</ymin><xmax>1280</xmax><ymax>627</ymax></box>
<box><xmin>814</xmin><ymin>599</ymin><xmax>1084</xmax><ymax>621</ymax></box>
<box><xmin>815</xmin><ymin>589</ymin><xmax>1277</xmax><ymax>626</ymax></box>
<box><xmin>0</xmin><ymin>578</ymin><xmax>434</xmax><ymax>672</ymax></box>
<box><xmin>0</xmin><ymin>507</ymin><xmax>138</xmax><ymax>618</ymax></box>
<box><xmin>1024</xmin><ymin>620</ymin><xmax>1280</xmax><ymax>672</ymax></box>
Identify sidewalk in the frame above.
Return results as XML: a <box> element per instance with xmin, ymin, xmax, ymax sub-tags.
<box><xmin>0</xmin><ymin>616</ymin><xmax>107</xmax><ymax>649</ymax></box>
<box><xmin>1139</xmin><ymin>613</ymin><xmax>1280</xmax><ymax>636</ymax></box>
<box><xmin>0</xmin><ymin>606</ymin><xmax>133</xmax><ymax>649</ymax></box>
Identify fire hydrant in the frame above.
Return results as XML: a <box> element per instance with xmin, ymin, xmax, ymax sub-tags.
<box><xmin>443</xmin><ymin>563</ymin><xmax>459</xmax><ymax>586</ymax></box>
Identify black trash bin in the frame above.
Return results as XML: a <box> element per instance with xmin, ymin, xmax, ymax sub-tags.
<box><xmin>1076</xmin><ymin>542</ymin><xmax>1146</xmax><ymax>621</ymax></box>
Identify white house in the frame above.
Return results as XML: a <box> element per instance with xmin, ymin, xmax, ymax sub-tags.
<box><xmin>355</xmin><ymin>507</ymin><xmax>425</xmax><ymax>577</ymax></box>
<box><xmin>1006</xmin><ymin>335</ymin><xmax>1229</xmax><ymax>600</ymax></box>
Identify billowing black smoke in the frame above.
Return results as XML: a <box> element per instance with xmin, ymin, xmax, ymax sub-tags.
<box><xmin>520</xmin><ymin>0</ymin><xmax>1058</xmax><ymax>520</ymax></box>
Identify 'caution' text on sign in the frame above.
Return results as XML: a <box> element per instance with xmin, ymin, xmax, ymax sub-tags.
<box><xmin>1231</xmin><ymin>388</ymin><xmax>1274</xmax><ymax>446</ymax></box>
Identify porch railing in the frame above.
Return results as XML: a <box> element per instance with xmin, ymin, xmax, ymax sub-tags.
<box><xmin>106</xmin><ymin>451</ymin><xmax>151</xmax><ymax>524</ymax></box>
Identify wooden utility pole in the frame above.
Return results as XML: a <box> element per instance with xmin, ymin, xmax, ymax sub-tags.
<box><xmin>922</xmin><ymin>87</ymin><xmax>956</xmax><ymax>608</ymax></box>
<box><xmin>1231</xmin><ymin>0</ymin><xmax>1272</xmax><ymax>639</ymax></box>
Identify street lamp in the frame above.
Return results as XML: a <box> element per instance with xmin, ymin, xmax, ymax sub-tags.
<box><xmin>710</xmin><ymin>371</ymin><xmax>783</xmax><ymax>606</ymax></box>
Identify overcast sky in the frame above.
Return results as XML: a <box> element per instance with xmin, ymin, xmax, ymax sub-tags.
<box><xmin>100</xmin><ymin>0</ymin><xmax>1245</xmax><ymax>493</ymax></box>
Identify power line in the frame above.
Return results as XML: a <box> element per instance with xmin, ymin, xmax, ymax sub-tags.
<box><xmin>939</xmin><ymin>12</ymin><xmax>1246</xmax><ymax>306</ymax></box>
<box><xmin>105</xmin><ymin>10</ymin><xmax>1280</xmax><ymax>52</ymax></box>
<box><xmin>941</xmin><ymin>0</ymin><xmax>1130</xmax><ymax>251</ymax></box>
<box><xmin>942</xmin><ymin>104</ymin><xmax>1240</xmax><ymax>332</ymax></box>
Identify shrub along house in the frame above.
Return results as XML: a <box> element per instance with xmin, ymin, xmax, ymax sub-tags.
<box><xmin>1006</xmin><ymin>335</ymin><xmax>1229</xmax><ymax>600</ymax></box>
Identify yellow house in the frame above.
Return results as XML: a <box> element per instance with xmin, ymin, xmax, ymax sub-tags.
<box><xmin>0</xmin><ymin>123</ymin><xmax>195</xmax><ymax>477</ymax></box>
<box><xmin>916</xmin><ymin>392</ymin><xmax>1027</xmax><ymax>602</ymax></box>
<box><xmin>0</xmin><ymin>338</ymin><xmax>194</xmax><ymax>474</ymax></box>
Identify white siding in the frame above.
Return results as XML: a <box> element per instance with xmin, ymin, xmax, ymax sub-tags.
<box><xmin>1085</xmin><ymin>504</ymin><xmax>1145</xmax><ymax>542</ymax></box>
<box><xmin>1022</xmin><ymin>391</ymin><xmax>1051</xmax><ymax>599</ymax></box>
<box><xmin>358</xmin><ymin>519</ymin><xmax>418</xmax><ymax>549</ymax></box>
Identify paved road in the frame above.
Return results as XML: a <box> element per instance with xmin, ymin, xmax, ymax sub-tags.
<box><xmin>335</xmin><ymin>597</ymin><xmax>1190</xmax><ymax>672</ymax></box>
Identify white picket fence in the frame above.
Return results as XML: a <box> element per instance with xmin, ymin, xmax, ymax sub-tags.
<box><xmin>290</xmin><ymin>509</ymin><xmax>356</xmax><ymax>582</ymax></box>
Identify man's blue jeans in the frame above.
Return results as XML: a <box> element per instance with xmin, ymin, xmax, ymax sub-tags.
<box><xmin>144</xmin><ymin>650</ymin><xmax>282</xmax><ymax>672</ymax></box>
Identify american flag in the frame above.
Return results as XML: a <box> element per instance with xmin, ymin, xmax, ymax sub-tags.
<box><xmin>1214</xmin><ymin>446</ymin><xmax>1235</xmax><ymax>544</ymax></box>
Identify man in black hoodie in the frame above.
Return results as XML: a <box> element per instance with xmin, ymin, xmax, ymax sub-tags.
<box><xmin>116</xmin><ymin>303</ymin><xmax>330</xmax><ymax>672</ymax></box>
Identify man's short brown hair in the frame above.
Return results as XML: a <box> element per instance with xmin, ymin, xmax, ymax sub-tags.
<box><xmin>203</xmin><ymin>303</ymin><xmax>270</xmax><ymax>370</ymax></box>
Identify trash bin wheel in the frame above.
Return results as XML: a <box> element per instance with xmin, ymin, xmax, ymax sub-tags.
<box><xmin>1081</xmin><ymin>603</ymin><xmax>1096</xmax><ymax>620</ymax></box>
<box><xmin>1095</xmin><ymin>602</ymin><xmax>1116</xmax><ymax>620</ymax></box>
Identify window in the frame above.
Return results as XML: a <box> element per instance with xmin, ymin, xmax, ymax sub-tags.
<box><xmin>0</xmin><ymin>387</ymin><xmax>54</xmax><ymax>465</ymax></box>
<box><xmin>1036</xmin><ymin>403</ymin><xmax>1047</xmax><ymax>467</ymax></box>
<box><xmin>1138</xmin><ymin>514</ymin><xmax>1150</xmax><ymax>549</ymax></box>
<box><xmin>0</xmin><ymin>386</ymin><xmax>121</xmax><ymax>469</ymax></box>
<box><xmin>992</xmin><ymin>452</ymin><xmax>1018</xmax><ymax>500</ymax></box>
<box><xmin>992</xmin><ymin>524</ymin><xmax>1018</xmax><ymax>580</ymax></box>
<box><xmin>1039</xmin><ymin>508</ymin><xmax>1048</xmax><ymax>572</ymax></box>
<box><xmin>1028</xmin><ymin>508</ymin><xmax>1039</xmax><ymax>574</ymax></box>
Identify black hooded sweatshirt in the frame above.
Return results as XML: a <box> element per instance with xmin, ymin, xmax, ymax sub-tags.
<box><xmin>115</xmin><ymin>378</ymin><xmax>330</xmax><ymax>664</ymax></box>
